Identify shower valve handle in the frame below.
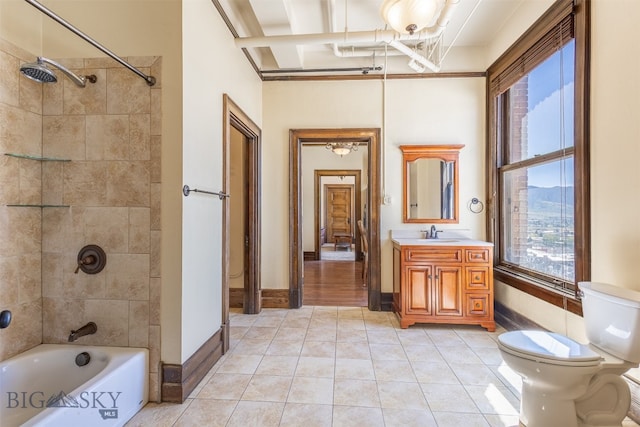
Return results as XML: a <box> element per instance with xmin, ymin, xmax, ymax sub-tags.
<box><xmin>74</xmin><ymin>255</ymin><xmax>96</xmax><ymax>274</ymax></box>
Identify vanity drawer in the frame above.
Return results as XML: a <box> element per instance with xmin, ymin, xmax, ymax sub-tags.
<box><xmin>466</xmin><ymin>293</ymin><xmax>490</xmax><ymax>317</ymax></box>
<box><xmin>465</xmin><ymin>267</ymin><xmax>490</xmax><ymax>291</ymax></box>
<box><xmin>466</xmin><ymin>249</ymin><xmax>490</xmax><ymax>263</ymax></box>
<box><xmin>404</xmin><ymin>248</ymin><xmax>462</xmax><ymax>263</ymax></box>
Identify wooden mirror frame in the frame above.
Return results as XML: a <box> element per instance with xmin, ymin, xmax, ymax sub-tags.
<box><xmin>400</xmin><ymin>144</ymin><xmax>464</xmax><ymax>224</ymax></box>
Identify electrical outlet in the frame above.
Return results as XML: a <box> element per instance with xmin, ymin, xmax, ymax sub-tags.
<box><xmin>383</xmin><ymin>195</ymin><xmax>392</xmax><ymax>205</ymax></box>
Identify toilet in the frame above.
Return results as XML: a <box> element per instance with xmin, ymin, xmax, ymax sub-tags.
<box><xmin>498</xmin><ymin>282</ymin><xmax>640</xmax><ymax>427</ymax></box>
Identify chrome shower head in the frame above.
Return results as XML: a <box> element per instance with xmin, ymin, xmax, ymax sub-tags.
<box><xmin>19</xmin><ymin>57</ymin><xmax>96</xmax><ymax>88</ymax></box>
<box><xmin>20</xmin><ymin>59</ymin><xmax>57</xmax><ymax>83</ymax></box>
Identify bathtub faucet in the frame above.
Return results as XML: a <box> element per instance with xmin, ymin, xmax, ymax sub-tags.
<box><xmin>68</xmin><ymin>322</ymin><xmax>97</xmax><ymax>342</ymax></box>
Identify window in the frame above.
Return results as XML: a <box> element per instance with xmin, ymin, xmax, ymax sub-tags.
<box><xmin>487</xmin><ymin>0</ymin><xmax>589</xmax><ymax>311</ymax></box>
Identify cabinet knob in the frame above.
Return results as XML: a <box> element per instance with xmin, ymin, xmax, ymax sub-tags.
<box><xmin>474</xmin><ymin>276</ymin><xmax>480</xmax><ymax>281</ymax></box>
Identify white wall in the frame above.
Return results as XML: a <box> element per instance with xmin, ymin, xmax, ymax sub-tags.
<box><xmin>489</xmin><ymin>0</ymin><xmax>640</xmax><ymax>342</ymax></box>
<box><xmin>180</xmin><ymin>0</ymin><xmax>262</xmax><ymax>362</ymax></box>
<box><xmin>485</xmin><ymin>0</ymin><xmax>555</xmax><ymax>67</ymax></box>
<box><xmin>0</xmin><ymin>0</ymin><xmax>42</xmax><ymax>53</ymax></box>
<box><xmin>263</xmin><ymin>78</ymin><xmax>486</xmax><ymax>292</ymax></box>
<box><xmin>589</xmin><ymin>0</ymin><xmax>640</xmax><ymax>287</ymax></box>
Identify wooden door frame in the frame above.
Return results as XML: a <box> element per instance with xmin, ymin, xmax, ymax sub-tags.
<box><xmin>314</xmin><ymin>170</ymin><xmax>362</xmax><ymax>260</ymax></box>
<box><xmin>290</xmin><ymin>128</ymin><xmax>381</xmax><ymax>310</ymax></box>
<box><xmin>222</xmin><ymin>94</ymin><xmax>261</xmax><ymax>351</ymax></box>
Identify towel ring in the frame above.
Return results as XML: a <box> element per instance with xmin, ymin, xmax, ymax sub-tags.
<box><xmin>468</xmin><ymin>198</ymin><xmax>484</xmax><ymax>214</ymax></box>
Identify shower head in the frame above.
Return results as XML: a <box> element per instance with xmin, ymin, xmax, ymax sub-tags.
<box><xmin>20</xmin><ymin>59</ymin><xmax>57</xmax><ymax>83</ymax></box>
<box><xmin>20</xmin><ymin>57</ymin><xmax>96</xmax><ymax>88</ymax></box>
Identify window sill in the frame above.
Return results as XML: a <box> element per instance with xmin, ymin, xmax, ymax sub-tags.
<box><xmin>494</xmin><ymin>268</ymin><xmax>583</xmax><ymax>316</ymax></box>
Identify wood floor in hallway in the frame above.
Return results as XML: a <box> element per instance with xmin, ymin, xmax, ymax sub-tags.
<box><xmin>302</xmin><ymin>260</ymin><xmax>367</xmax><ymax>307</ymax></box>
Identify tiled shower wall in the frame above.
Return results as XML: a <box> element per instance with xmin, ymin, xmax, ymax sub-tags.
<box><xmin>0</xmin><ymin>39</ymin><xmax>44</xmax><ymax>362</ymax></box>
<box><xmin>0</xmin><ymin>38</ymin><xmax>162</xmax><ymax>401</ymax></box>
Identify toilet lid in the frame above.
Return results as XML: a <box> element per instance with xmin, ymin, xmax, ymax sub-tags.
<box><xmin>498</xmin><ymin>330</ymin><xmax>602</xmax><ymax>365</ymax></box>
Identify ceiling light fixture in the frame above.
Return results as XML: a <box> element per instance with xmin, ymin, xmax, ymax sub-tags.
<box><xmin>380</xmin><ymin>0</ymin><xmax>439</xmax><ymax>35</ymax></box>
<box><xmin>326</xmin><ymin>142</ymin><xmax>359</xmax><ymax>157</ymax></box>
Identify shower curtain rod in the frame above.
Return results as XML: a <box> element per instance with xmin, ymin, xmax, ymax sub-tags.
<box><xmin>24</xmin><ymin>0</ymin><xmax>156</xmax><ymax>86</ymax></box>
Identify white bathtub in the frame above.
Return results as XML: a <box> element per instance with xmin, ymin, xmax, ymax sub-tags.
<box><xmin>0</xmin><ymin>344</ymin><xmax>148</xmax><ymax>427</ymax></box>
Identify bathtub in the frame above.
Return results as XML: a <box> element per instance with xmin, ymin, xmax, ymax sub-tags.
<box><xmin>0</xmin><ymin>344</ymin><xmax>148</xmax><ymax>427</ymax></box>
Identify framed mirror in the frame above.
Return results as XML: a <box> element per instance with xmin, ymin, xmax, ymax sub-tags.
<box><xmin>400</xmin><ymin>144</ymin><xmax>464</xmax><ymax>223</ymax></box>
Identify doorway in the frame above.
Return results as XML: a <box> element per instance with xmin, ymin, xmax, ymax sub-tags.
<box><xmin>222</xmin><ymin>95</ymin><xmax>261</xmax><ymax>350</ymax></box>
<box><xmin>289</xmin><ymin>128</ymin><xmax>381</xmax><ymax>310</ymax></box>
<box><xmin>313</xmin><ymin>170</ymin><xmax>362</xmax><ymax>261</ymax></box>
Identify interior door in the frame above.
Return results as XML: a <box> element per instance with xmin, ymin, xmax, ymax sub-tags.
<box><xmin>326</xmin><ymin>185</ymin><xmax>353</xmax><ymax>242</ymax></box>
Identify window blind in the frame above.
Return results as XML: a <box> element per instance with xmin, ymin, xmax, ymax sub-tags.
<box><xmin>490</xmin><ymin>7</ymin><xmax>574</xmax><ymax>95</ymax></box>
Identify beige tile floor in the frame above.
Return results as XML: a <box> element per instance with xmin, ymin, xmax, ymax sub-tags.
<box><xmin>126</xmin><ymin>306</ymin><xmax>640</xmax><ymax>427</ymax></box>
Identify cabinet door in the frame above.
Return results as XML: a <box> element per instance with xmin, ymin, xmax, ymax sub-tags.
<box><xmin>405</xmin><ymin>265</ymin><xmax>433</xmax><ymax>315</ymax></box>
<box><xmin>434</xmin><ymin>266</ymin><xmax>463</xmax><ymax>316</ymax></box>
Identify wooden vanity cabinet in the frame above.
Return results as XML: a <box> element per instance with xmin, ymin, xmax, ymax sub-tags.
<box><xmin>392</xmin><ymin>242</ymin><xmax>495</xmax><ymax>331</ymax></box>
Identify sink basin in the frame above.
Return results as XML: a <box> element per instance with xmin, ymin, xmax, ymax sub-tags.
<box><xmin>404</xmin><ymin>238</ymin><xmax>460</xmax><ymax>244</ymax></box>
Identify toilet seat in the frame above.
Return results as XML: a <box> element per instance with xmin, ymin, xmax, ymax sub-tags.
<box><xmin>498</xmin><ymin>330</ymin><xmax>603</xmax><ymax>367</ymax></box>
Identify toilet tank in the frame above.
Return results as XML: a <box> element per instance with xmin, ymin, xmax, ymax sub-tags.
<box><xmin>580</xmin><ymin>281</ymin><xmax>640</xmax><ymax>363</ymax></box>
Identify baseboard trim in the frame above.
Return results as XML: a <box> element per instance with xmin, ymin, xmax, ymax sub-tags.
<box><xmin>262</xmin><ymin>289</ymin><xmax>289</xmax><ymax>308</ymax></box>
<box><xmin>161</xmin><ymin>328</ymin><xmax>223</xmax><ymax>403</ymax></box>
<box><xmin>229</xmin><ymin>288</ymin><xmax>243</xmax><ymax>308</ymax></box>
<box><xmin>229</xmin><ymin>288</ymin><xmax>289</xmax><ymax>309</ymax></box>
<box><xmin>381</xmin><ymin>292</ymin><xmax>393</xmax><ymax>312</ymax></box>
<box><xmin>494</xmin><ymin>300</ymin><xmax>544</xmax><ymax>331</ymax></box>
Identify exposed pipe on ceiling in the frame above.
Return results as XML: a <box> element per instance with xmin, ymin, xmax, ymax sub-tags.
<box><xmin>388</xmin><ymin>40</ymin><xmax>440</xmax><ymax>72</ymax></box>
<box><xmin>237</xmin><ymin>29</ymin><xmax>406</xmax><ymax>48</ymax></box>
<box><xmin>384</xmin><ymin>0</ymin><xmax>463</xmax><ymax>73</ymax></box>
<box><xmin>239</xmin><ymin>0</ymin><xmax>460</xmax><ymax>73</ymax></box>
<box><xmin>24</xmin><ymin>0</ymin><xmax>156</xmax><ymax>86</ymax></box>
<box><xmin>236</xmin><ymin>0</ymin><xmax>460</xmax><ymax>50</ymax></box>
<box><xmin>328</xmin><ymin>0</ymin><xmax>403</xmax><ymax>58</ymax></box>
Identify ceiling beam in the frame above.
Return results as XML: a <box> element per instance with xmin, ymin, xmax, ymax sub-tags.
<box><xmin>249</xmin><ymin>0</ymin><xmax>303</xmax><ymax>69</ymax></box>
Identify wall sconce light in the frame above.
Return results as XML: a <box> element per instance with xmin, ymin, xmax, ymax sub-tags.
<box><xmin>326</xmin><ymin>142</ymin><xmax>359</xmax><ymax>157</ymax></box>
<box><xmin>380</xmin><ymin>0</ymin><xmax>438</xmax><ymax>35</ymax></box>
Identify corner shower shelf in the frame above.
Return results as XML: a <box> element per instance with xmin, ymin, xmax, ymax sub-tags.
<box><xmin>4</xmin><ymin>153</ymin><xmax>70</xmax><ymax>208</ymax></box>
<box><xmin>4</xmin><ymin>153</ymin><xmax>71</xmax><ymax>162</ymax></box>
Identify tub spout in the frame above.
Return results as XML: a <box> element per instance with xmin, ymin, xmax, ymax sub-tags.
<box><xmin>68</xmin><ymin>322</ymin><xmax>97</xmax><ymax>342</ymax></box>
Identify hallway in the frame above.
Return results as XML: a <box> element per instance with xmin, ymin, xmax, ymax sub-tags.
<box><xmin>303</xmin><ymin>260</ymin><xmax>367</xmax><ymax>307</ymax></box>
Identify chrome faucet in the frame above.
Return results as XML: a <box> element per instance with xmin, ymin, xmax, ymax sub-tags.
<box><xmin>68</xmin><ymin>322</ymin><xmax>97</xmax><ymax>342</ymax></box>
<box><xmin>421</xmin><ymin>225</ymin><xmax>441</xmax><ymax>239</ymax></box>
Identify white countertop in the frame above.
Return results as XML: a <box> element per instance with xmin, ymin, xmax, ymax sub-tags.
<box><xmin>392</xmin><ymin>238</ymin><xmax>493</xmax><ymax>247</ymax></box>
